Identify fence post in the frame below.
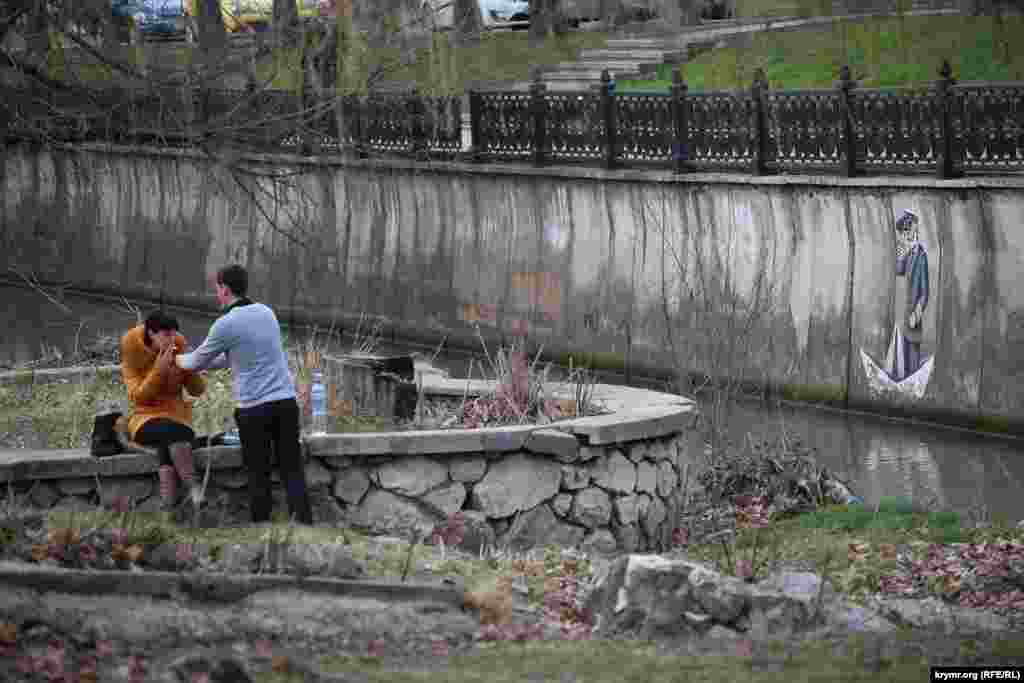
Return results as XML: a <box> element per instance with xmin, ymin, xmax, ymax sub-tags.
<box><xmin>354</xmin><ymin>95</ymin><xmax>368</xmax><ymax>159</ymax></box>
<box><xmin>530</xmin><ymin>68</ymin><xmax>547</xmax><ymax>167</ymax></box>
<box><xmin>750</xmin><ymin>67</ymin><xmax>768</xmax><ymax>176</ymax></box>
<box><xmin>837</xmin><ymin>64</ymin><xmax>857</xmax><ymax>177</ymax></box>
<box><xmin>934</xmin><ymin>59</ymin><xmax>960</xmax><ymax>179</ymax></box>
<box><xmin>671</xmin><ymin>67</ymin><xmax>688</xmax><ymax>174</ymax></box>
<box><xmin>464</xmin><ymin>89</ymin><xmax>483</xmax><ymax>162</ymax></box>
<box><xmin>601</xmin><ymin>70</ymin><xmax>617</xmax><ymax>170</ymax></box>
<box><xmin>408</xmin><ymin>87</ymin><xmax>428</xmax><ymax>161</ymax></box>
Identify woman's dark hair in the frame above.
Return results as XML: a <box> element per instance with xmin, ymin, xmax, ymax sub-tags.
<box><xmin>216</xmin><ymin>264</ymin><xmax>248</xmax><ymax>298</ymax></box>
<box><xmin>143</xmin><ymin>310</ymin><xmax>179</xmax><ymax>346</ymax></box>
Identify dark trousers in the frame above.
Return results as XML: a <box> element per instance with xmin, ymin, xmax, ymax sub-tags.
<box><xmin>135</xmin><ymin>419</ymin><xmax>196</xmax><ymax>467</ymax></box>
<box><xmin>234</xmin><ymin>398</ymin><xmax>313</xmax><ymax>525</ymax></box>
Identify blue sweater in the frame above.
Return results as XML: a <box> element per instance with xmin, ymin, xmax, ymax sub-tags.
<box><xmin>177</xmin><ymin>300</ymin><xmax>296</xmax><ymax>409</ymax></box>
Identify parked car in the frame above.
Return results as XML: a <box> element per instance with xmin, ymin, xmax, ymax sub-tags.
<box><xmin>182</xmin><ymin>0</ymin><xmax>321</xmax><ymax>39</ymax></box>
<box><xmin>111</xmin><ymin>0</ymin><xmax>186</xmax><ymax>41</ymax></box>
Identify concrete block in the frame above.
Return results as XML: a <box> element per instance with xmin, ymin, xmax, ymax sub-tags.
<box><xmin>524</xmin><ymin>429</ymin><xmax>580</xmax><ymax>462</ymax></box>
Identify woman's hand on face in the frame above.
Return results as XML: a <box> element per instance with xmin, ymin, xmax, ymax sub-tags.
<box><xmin>155</xmin><ymin>344</ymin><xmax>175</xmax><ymax>373</ymax></box>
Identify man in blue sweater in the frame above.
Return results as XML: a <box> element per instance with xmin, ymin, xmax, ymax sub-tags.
<box><xmin>175</xmin><ymin>264</ymin><xmax>313</xmax><ymax>525</ymax></box>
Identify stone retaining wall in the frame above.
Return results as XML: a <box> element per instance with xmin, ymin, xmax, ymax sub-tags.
<box><xmin>0</xmin><ymin>370</ymin><xmax>698</xmax><ymax>554</ymax></box>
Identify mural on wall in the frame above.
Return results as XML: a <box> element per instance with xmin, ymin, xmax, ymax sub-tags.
<box><xmin>860</xmin><ymin>209</ymin><xmax>935</xmax><ymax>400</ymax></box>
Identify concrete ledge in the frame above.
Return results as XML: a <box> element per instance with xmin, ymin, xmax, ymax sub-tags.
<box><xmin>0</xmin><ymin>366</ymin><xmax>699</xmax><ymax>553</ymax></box>
<box><xmin>0</xmin><ymin>369</ymin><xmax>695</xmax><ymax>480</ymax></box>
<box><xmin>0</xmin><ymin>560</ymin><xmax>465</xmax><ymax>606</ymax></box>
<box><xmin>36</xmin><ymin>141</ymin><xmax>1024</xmax><ymax>191</ymax></box>
<box><xmin>0</xmin><ymin>447</ymin><xmax>244</xmax><ymax>483</ymax></box>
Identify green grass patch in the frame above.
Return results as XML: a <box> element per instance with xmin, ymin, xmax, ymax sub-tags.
<box><xmin>682</xmin><ymin>499</ymin><xmax>1023</xmax><ymax>602</ymax></box>
<box><xmin>0</xmin><ymin>360</ymin><xmax>398</xmax><ymax>448</ymax></box>
<box><xmin>618</xmin><ymin>14</ymin><xmax>1024</xmax><ymax>92</ymax></box>
<box><xmin>795</xmin><ymin>499</ymin><xmax>964</xmax><ymax>542</ymax></box>
<box><xmin>303</xmin><ymin>637</ymin><xmax>931</xmax><ymax>683</ymax></box>
<box><xmin>0</xmin><ymin>369</ymin><xmax>237</xmax><ymax>449</ymax></box>
<box><xmin>551</xmin><ymin>350</ymin><xmax>627</xmax><ymax>373</ymax></box>
<box><xmin>779</xmin><ymin>383</ymin><xmax>846</xmax><ymax>404</ymax></box>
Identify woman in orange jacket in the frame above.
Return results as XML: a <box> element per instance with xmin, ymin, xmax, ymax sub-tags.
<box><xmin>121</xmin><ymin>311</ymin><xmax>207</xmax><ymax>510</ymax></box>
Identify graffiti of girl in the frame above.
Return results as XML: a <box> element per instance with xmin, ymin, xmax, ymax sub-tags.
<box><xmin>890</xmin><ymin>209</ymin><xmax>929</xmax><ymax>382</ymax></box>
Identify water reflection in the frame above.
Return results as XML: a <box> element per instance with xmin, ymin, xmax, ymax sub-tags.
<box><xmin>864</xmin><ymin>435</ymin><xmax>946</xmax><ymax>512</ymax></box>
<box><xmin>720</xmin><ymin>400</ymin><xmax>1024</xmax><ymax>525</ymax></box>
<box><xmin>3</xmin><ymin>283</ymin><xmax>1024</xmax><ymax>524</ymax></box>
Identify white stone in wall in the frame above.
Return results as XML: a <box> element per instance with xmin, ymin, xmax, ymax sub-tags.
<box><xmin>422</xmin><ymin>481</ymin><xmax>467</xmax><ymax>517</ymax></box>
<box><xmin>614</xmin><ymin>494</ymin><xmax>644</xmax><ymax>526</ymax></box>
<box><xmin>581</xmin><ymin>529</ymin><xmax>618</xmax><ymax>555</ymax></box>
<box><xmin>51</xmin><ymin>496</ymin><xmax>95</xmax><ymax>514</ymax></box>
<box><xmin>349</xmin><ymin>489</ymin><xmax>439</xmax><ymax>538</ymax></box>
<box><xmin>333</xmin><ymin>468</ymin><xmax>371</xmax><ymax>505</ymax></box>
<box><xmin>99</xmin><ymin>476</ymin><xmax>154</xmax><ymax>505</ymax></box>
<box><xmin>636</xmin><ymin>461</ymin><xmax>657</xmax><ymax>495</ymax></box>
<box><xmin>57</xmin><ymin>478</ymin><xmax>95</xmax><ymax>496</ymax></box>
<box><xmin>305</xmin><ymin>459</ymin><xmax>334</xmax><ymax>487</ymax></box>
<box><xmin>552</xmin><ymin>493</ymin><xmax>573</xmax><ymax>518</ymax></box>
<box><xmin>374</xmin><ymin>456</ymin><xmax>448</xmax><ymax>497</ymax></box>
<box><xmin>627</xmin><ymin>442</ymin><xmax>648</xmax><ymax>463</ymax></box>
<box><xmin>570</xmin><ymin>487</ymin><xmax>612</xmax><ymax>528</ymax></box>
<box><xmin>591</xmin><ymin>450</ymin><xmax>636</xmax><ymax>494</ymax></box>
<box><xmin>470</xmin><ymin>453</ymin><xmax>561</xmax><ymax>518</ymax></box>
<box><xmin>636</xmin><ymin>493</ymin><xmax>652</xmax><ymax>525</ymax></box>
<box><xmin>648</xmin><ymin>439</ymin><xmax>673</xmax><ymax>462</ymax></box>
<box><xmin>656</xmin><ymin>461</ymin><xmax>679</xmax><ymax>498</ymax></box>
<box><xmin>561</xmin><ymin>464</ymin><xmax>589</xmax><ymax>490</ymax></box>
<box><xmin>613</xmin><ymin>524</ymin><xmax>641</xmax><ymax>553</ymax></box>
<box><xmin>448</xmin><ymin>455</ymin><xmax>487</xmax><ymax>483</ymax></box>
<box><xmin>28</xmin><ymin>482</ymin><xmax>61</xmax><ymax>508</ymax></box>
<box><xmin>318</xmin><ymin>455</ymin><xmax>353</xmax><ymax>470</ymax></box>
<box><xmin>642</xmin><ymin>495</ymin><xmax>667</xmax><ymax>539</ymax></box>
<box><xmin>502</xmin><ymin>504</ymin><xmax>586</xmax><ymax>552</ymax></box>
<box><xmin>214</xmin><ymin>470</ymin><xmax>249</xmax><ymax>489</ymax></box>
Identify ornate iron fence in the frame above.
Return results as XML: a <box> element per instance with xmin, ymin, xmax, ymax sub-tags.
<box><xmin>2</xmin><ymin>61</ymin><xmax>1023</xmax><ymax>178</ymax></box>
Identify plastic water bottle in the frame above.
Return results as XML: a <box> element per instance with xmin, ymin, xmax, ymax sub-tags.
<box><xmin>310</xmin><ymin>370</ymin><xmax>328</xmax><ymax>435</ymax></box>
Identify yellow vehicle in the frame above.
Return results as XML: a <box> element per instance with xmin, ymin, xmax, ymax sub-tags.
<box><xmin>183</xmin><ymin>0</ymin><xmax>321</xmax><ymax>39</ymax></box>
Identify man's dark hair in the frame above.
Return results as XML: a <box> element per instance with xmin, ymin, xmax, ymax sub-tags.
<box><xmin>216</xmin><ymin>264</ymin><xmax>248</xmax><ymax>298</ymax></box>
<box><xmin>143</xmin><ymin>310</ymin><xmax>179</xmax><ymax>345</ymax></box>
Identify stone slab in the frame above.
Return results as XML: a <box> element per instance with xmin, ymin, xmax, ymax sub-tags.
<box><xmin>0</xmin><ymin>560</ymin><xmax>465</xmax><ymax>606</ymax></box>
<box><xmin>0</xmin><ymin>446</ymin><xmax>243</xmax><ymax>483</ymax></box>
<box><xmin>308</xmin><ymin>425</ymin><xmax>536</xmax><ymax>458</ymax></box>
<box><xmin>552</xmin><ymin>404</ymin><xmax>696</xmax><ymax>446</ymax></box>
<box><xmin>524</xmin><ymin>428</ymin><xmax>580</xmax><ymax>461</ymax></box>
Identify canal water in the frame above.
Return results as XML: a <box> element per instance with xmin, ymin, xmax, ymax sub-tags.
<box><xmin>3</xmin><ymin>282</ymin><xmax>1023</xmax><ymax>526</ymax></box>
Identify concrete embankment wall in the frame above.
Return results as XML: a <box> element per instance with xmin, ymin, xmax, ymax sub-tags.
<box><xmin>3</xmin><ymin>143</ymin><xmax>1023</xmax><ymax>431</ymax></box>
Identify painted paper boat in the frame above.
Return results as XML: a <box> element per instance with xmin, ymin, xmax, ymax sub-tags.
<box><xmin>859</xmin><ymin>349</ymin><xmax>934</xmax><ymax>401</ymax></box>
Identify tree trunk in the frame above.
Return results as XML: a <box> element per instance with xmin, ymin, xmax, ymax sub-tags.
<box><xmin>452</xmin><ymin>0</ymin><xmax>483</xmax><ymax>47</ymax></box>
<box><xmin>529</xmin><ymin>0</ymin><xmax>551</xmax><ymax>44</ymax></box>
<box><xmin>274</xmin><ymin>0</ymin><xmax>301</xmax><ymax>47</ymax></box>
<box><xmin>197</xmin><ymin>0</ymin><xmax>226</xmax><ymax>52</ymax></box>
<box><xmin>306</xmin><ymin>19</ymin><xmax>339</xmax><ymax>95</ymax></box>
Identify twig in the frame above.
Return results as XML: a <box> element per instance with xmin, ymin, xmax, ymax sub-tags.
<box><xmin>401</xmin><ymin>530</ymin><xmax>422</xmax><ymax>583</ymax></box>
<box><xmin>430</xmin><ymin>335</ymin><xmax>448</xmax><ymax>365</ymax></box>
<box><xmin>8</xmin><ymin>267</ymin><xmax>72</xmax><ymax>315</ymax></box>
<box><xmin>715</xmin><ymin>532</ymin><xmax>734</xmax><ymax>575</ymax></box>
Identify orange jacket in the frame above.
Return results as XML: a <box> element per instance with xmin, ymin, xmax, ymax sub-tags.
<box><xmin>120</xmin><ymin>324</ymin><xmax>207</xmax><ymax>439</ymax></box>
